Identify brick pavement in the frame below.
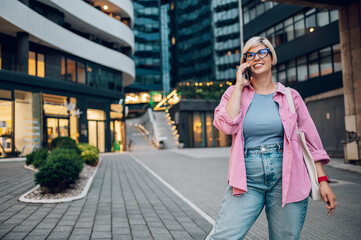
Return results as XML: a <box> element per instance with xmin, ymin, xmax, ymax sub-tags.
<box><xmin>0</xmin><ymin>155</ymin><xmax>212</xmax><ymax>240</ymax></box>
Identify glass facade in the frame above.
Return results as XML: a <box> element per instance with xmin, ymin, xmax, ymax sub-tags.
<box><xmin>160</xmin><ymin>3</ymin><xmax>171</xmax><ymax>93</ymax></box>
<box><xmin>243</xmin><ymin>0</ymin><xmax>278</xmax><ymax>25</ymax></box>
<box><xmin>132</xmin><ymin>0</ymin><xmax>162</xmax><ymax>90</ymax></box>
<box><xmin>28</xmin><ymin>51</ymin><xmax>45</xmax><ymax>78</ymax></box>
<box><xmin>213</xmin><ymin>0</ymin><xmax>241</xmax><ymax>82</ymax></box>
<box><xmin>257</xmin><ymin>9</ymin><xmax>339</xmax><ymax>48</ymax></box>
<box><xmin>174</xmin><ymin>0</ymin><xmax>214</xmax><ymax>83</ymax></box>
<box><xmin>272</xmin><ymin>43</ymin><xmax>341</xmax><ymax>84</ymax></box>
<box><xmin>185</xmin><ymin>111</ymin><xmax>231</xmax><ymax>148</ymax></box>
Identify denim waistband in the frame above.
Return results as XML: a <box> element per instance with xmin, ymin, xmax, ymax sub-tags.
<box><xmin>244</xmin><ymin>142</ymin><xmax>283</xmax><ymax>157</ymax></box>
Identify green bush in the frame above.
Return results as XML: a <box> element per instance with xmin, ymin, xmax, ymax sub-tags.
<box><xmin>35</xmin><ymin>148</ymin><xmax>84</xmax><ymax>193</ymax></box>
<box><xmin>77</xmin><ymin>143</ymin><xmax>99</xmax><ymax>154</ymax></box>
<box><xmin>50</xmin><ymin>136</ymin><xmax>80</xmax><ymax>153</ymax></box>
<box><xmin>77</xmin><ymin>143</ymin><xmax>99</xmax><ymax>166</ymax></box>
<box><xmin>26</xmin><ymin>148</ymin><xmax>48</xmax><ymax>168</ymax></box>
<box><xmin>81</xmin><ymin>150</ymin><xmax>99</xmax><ymax>166</ymax></box>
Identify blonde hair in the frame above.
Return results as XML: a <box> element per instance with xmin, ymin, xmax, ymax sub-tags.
<box><xmin>241</xmin><ymin>37</ymin><xmax>277</xmax><ymax>65</ymax></box>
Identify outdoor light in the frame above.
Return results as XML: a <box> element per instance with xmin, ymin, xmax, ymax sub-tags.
<box><xmin>103</xmin><ymin>5</ymin><xmax>109</xmax><ymax>10</ymax></box>
<box><xmin>309</xmin><ymin>27</ymin><xmax>315</xmax><ymax>32</ymax></box>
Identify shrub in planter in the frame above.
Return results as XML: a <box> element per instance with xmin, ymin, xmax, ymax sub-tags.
<box><xmin>77</xmin><ymin>143</ymin><xmax>99</xmax><ymax>154</ymax></box>
<box><xmin>26</xmin><ymin>148</ymin><xmax>48</xmax><ymax>168</ymax></box>
<box><xmin>35</xmin><ymin>148</ymin><xmax>84</xmax><ymax>193</ymax></box>
<box><xmin>77</xmin><ymin>143</ymin><xmax>99</xmax><ymax>166</ymax></box>
<box><xmin>81</xmin><ymin>150</ymin><xmax>99</xmax><ymax>166</ymax></box>
<box><xmin>50</xmin><ymin>136</ymin><xmax>80</xmax><ymax>153</ymax></box>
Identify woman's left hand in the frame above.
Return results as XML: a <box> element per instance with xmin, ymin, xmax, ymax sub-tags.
<box><xmin>319</xmin><ymin>182</ymin><xmax>337</xmax><ymax>215</ymax></box>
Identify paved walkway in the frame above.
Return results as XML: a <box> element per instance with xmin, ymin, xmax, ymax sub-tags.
<box><xmin>1</xmin><ymin>125</ymin><xmax>361</xmax><ymax>240</ymax></box>
<box><xmin>0</xmin><ymin>155</ymin><xmax>212</xmax><ymax>240</ymax></box>
<box><xmin>127</xmin><ymin>126</ymin><xmax>361</xmax><ymax>240</ymax></box>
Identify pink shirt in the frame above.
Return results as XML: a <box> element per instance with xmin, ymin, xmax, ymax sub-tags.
<box><xmin>213</xmin><ymin>82</ymin><xmax>330</xmax><ymax>207</ymax></box>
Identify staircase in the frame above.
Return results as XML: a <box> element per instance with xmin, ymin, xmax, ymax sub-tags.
<box><xmin>153</xmin><ymin>111</ymin><xmax>179</xmax><ymax>149</ymax></box>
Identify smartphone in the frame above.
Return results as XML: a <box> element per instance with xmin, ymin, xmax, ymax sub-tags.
<box><xmin>232</xmin><ymin>67</ymin><xmax>252</xmax><ymax>85</ymax></box>
<box><xmin>244</xmin><ymin>67</ymin><xmax>251</xmax><ymax>81</ymax></box>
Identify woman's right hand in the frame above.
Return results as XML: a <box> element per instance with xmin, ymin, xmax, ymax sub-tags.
<box><xmin>236</xmin><ymin>62</ymin><xmax>251</xmax><ymax>89</ymax></box>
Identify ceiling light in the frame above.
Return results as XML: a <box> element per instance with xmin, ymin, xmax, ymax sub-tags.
<box><xmin>103</xmin><ymin>5</ymin><xmax>108</xmax><ymax>10</ymax></box>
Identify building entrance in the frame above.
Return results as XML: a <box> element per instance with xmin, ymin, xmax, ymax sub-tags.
<box><xmin>46</xmin><ymin>117</ymin><xmax>69</xmax><ymax>149</ymax></box>
<box><xmin>0</xmin><ymin>100</ymin><xmax>13</xmax><ymax>157</ymax></box>
<box><xmin>87</xmin><ymin>109</ymin><xmax>105</xmax><ymax>152</ymax></box>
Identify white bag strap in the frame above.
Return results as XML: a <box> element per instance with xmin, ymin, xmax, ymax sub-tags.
<box><xmin>285</xmin><ymin>87</ymin><xmax>299</xmax><ymax>130</ymax></box>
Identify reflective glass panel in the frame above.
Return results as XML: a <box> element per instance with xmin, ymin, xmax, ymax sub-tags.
<box><xmin>37</xmin><ymin>53</ymin><xmax>45</xmax><ymax>77</ymax></box>
<box><xmin>28</xmin><ymin>51</ymin><xmax>36</xmax><ymax>76</ymax></box>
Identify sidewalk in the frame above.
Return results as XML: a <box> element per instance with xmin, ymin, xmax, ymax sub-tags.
<box><xmin>0</xmin><ymin>154</ymin><xmax>212</xmax><ymax>240</ymax></box>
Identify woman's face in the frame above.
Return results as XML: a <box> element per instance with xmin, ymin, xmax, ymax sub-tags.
<box><xmin>245</xmin><ymin>44</ymin><xmax>273</xmax><ymax>76</ymax></box>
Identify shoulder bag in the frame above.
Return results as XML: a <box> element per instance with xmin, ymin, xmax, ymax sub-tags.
<box><xmin>285</xmin><ymin>87</ymin><xmax>322</xmax><ymax>201</ymax></box>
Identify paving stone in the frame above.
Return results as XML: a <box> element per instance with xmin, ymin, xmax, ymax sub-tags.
<box><xmin>91</xmin><ymin>231</ymin><xmax>112</xmax><ymax>238</ymax></box>
<box><xmin>111</xmin><ymin>234</ymin><xmax>132</xmax><ymax>240</ymax></box>
<box><xmin>2</xmin><ymin>231</ymin><xmax>28</xmax><ymax>239</ymax></box>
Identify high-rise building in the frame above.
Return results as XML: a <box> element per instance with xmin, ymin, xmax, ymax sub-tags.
<box><xmin>129</xmin><ymin>0</ymin><xmax>162</xmax><ymax>92</ymax></box>
<box><xmin>0</xmin><ymin>0</ymin><xmax>135</xmax><ymax>155</ymax></box>
<box><xmin>170</xmin><ymin>0</ymin><xmax>215</xmax><ymax>86</ymax></box>
<box><xmin>169</xmin><ymin>0</ymin><xmax>344</xmax><ymax>155</ymax></box>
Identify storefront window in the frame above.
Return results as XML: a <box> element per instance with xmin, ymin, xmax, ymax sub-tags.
<box><xmin>0</xmin><ymin>99</ymin><xmax>13</xmax><ymax>156</ymax></box>
<box><xmin>110</xmin><ymin>103</ymin><xmax>124</xmax><ymax>152</ymax></box>
<box><xmin>15</xmin><ymin>90</ymin><xmax>41</xmax><ymax>156</ymax></box>
<box><xmin>193</xmin><ymin>112</ymin><xmax>202</xmax><ymax>148</ymax></box>
<box><xmin>206</xmin><ymin>112</ymin><xmax>216</xmax><ymax>147</ymax></box>
<box><xmin>87</xmin><ymin>109</ymin><xmax>106</xmax><ymax>152</ymax></box>
<box><xmin>69</xmin><ymin>98</ymin><xmax>78</xmax><ymax>142</ymax></box>
<box><xmin>43</xmin><ymin>94</ymin><xmax>69</xmax><ymax>149</ymax></box>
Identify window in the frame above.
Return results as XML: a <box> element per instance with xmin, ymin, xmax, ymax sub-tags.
<box><xmin>317</xmin><ymin>10</ymin><xmax>329</xmax><ymax>27</ymax></box>
<box><xmin>333</xmin><ymin>43</ymin><xmax>341</xmax><ymax>72</ymax></box>
<box><xmin>278</xmin><ymin>64</ymin><xmax>286</xmax><ymax>84</ymax></box>
<box><xmin>320</xmin><ymin>47</ymin><xmax>332</xmax><ymax>76</ymax></box>
<box><xmin>308</xmin><ymin>52</ymin><xmax>319</xmax><ymax>78</ymax></box>
<box><xmin>297</xmin><ymin>56</ymin><xmax>308</xmax><ymax>81</ymax></box>
<box><xmin>77</xmin><ymin>62</ymin><xmax>86</xmax><ymax>84</ymax></box>
<box><xmin>287</xmin><ymin>59</ymin><xmax>297</xmax><ymax>83</ymax></box>
<box><xmin>28</xmin><ymin>51</ymin><xmax>45</xmax><ymax>77</ymax></box>
<box><xmin>28</xmin><ymin>52</ymin><xmax>36</xmax><ymax>76</ymax></box>
<box><xmin>256</xmin><ymin>9</ymin><xmax>337</xmax><ymax>49</ymax></box>
<box><xmin>67</xmin><ymin>59</ymin><xmax>76</xmax><ymax>82</ymax></box>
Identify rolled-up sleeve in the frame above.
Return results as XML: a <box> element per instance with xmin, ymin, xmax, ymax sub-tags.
<box><xmin>292</xmin><ymin>89</ymin><xmax>330</xmax><ymax>164</ymax></box>
<box><xmin>213</xmin><ymin>86</ymin><xmax>243</xmax><ymax>135</ymax></box>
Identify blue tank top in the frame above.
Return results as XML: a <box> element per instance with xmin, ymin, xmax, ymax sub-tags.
<box><xmin>243</xmin><ymin>92</ymin><xmax>284</xmax><ymax>148</ymax></box>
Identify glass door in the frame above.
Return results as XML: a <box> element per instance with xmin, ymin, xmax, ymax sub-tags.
<box><xmin>88</xmin><ymin>120</ymin><xmax>105</xmax><ymax>153</ymax></box>
<box><xmin>46</xmin><ymin>117</ymin><xmax>69</xmax><ymax>149</ymax></box>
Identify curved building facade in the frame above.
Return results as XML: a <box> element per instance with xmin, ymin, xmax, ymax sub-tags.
<box><xmin>0</xmin><ymin>0</ymin><xmax>135</xmax><ymax>155</ymax></box>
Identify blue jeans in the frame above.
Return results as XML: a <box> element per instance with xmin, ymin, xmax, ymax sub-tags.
<box><xmin>209</xmin><ymin>143</ymin><xmax>308</xmax><ymax>240</ymax></box>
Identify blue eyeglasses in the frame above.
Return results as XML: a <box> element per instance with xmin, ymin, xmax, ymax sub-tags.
<box><xmin>243</xmin><ymin>48</ymin><xmax>271</xmax><ymax>61</ymax></box>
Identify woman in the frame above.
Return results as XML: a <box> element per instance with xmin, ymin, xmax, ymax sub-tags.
<box><xmin>209</xmin><ymin>37</ymin><xmax>337</xmax><ymax>240</ymax></box>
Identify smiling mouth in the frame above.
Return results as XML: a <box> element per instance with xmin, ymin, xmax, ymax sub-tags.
<box><xmin>253</xmin><ymin>63</ymin><xmax>263</xmax><ymax>68</ymax></box>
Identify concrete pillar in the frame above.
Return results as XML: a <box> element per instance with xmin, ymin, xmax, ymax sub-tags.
<box><xmin>16</xmin><ymin>32</ymin><xmax>29</xmax><ymax>74</ymax></box>
<box><xmin>339</xmin><ymin>1</ymin><xmax>361</xmax><ymax>162</ymax></box>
